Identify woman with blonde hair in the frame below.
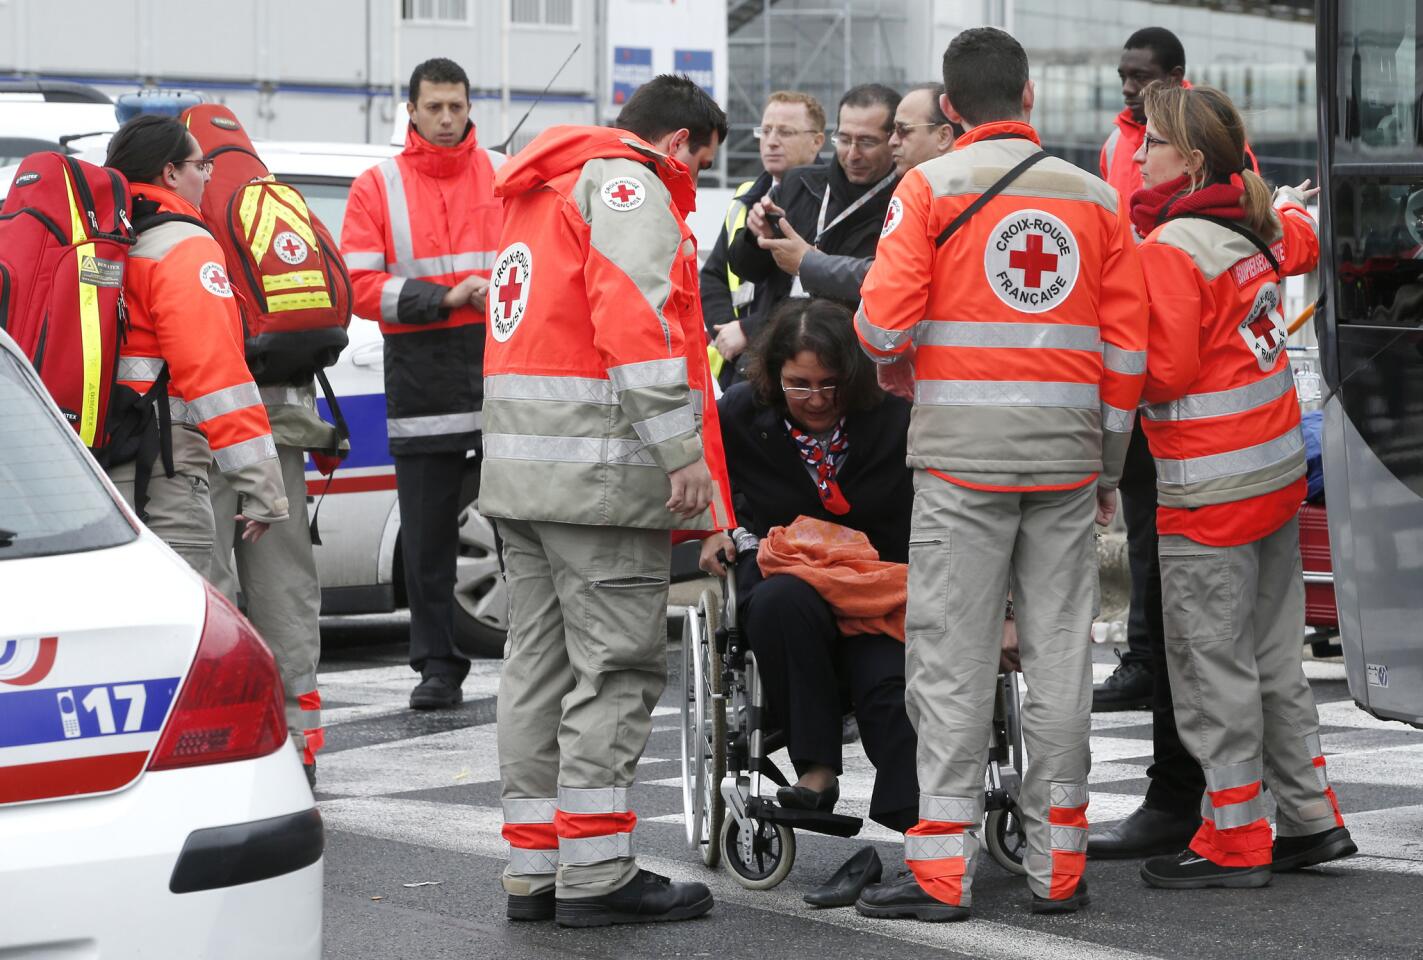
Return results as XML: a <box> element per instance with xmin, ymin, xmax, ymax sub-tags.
<box><xmin>1129</xmin><ymin>81</ymin><xmax>1355</xmax><ymax>890</ymax></box>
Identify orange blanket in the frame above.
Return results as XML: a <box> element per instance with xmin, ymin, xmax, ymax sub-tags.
<box><xmin>756</xmin><ymin>516</ymin><xmax>907</xmax><ymax>642</ymax></box>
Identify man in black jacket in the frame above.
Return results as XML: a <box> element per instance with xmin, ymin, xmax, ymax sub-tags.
<box><xmin>725</xmin><ymin>83</ymin><xmax>899</xmax><ymax>372</ymax></box>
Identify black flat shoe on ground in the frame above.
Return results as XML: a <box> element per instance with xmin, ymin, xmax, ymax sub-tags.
<box><xmin>554</xmin><ymin>870</ymin><xmax>713</xmax><ymax>928</ymax></box>
<box><xmin>1087</xmin><ymin>804</ymin><xmax>1200</xmax><ymax>859</ymax></box>
<box><xmin>804</xmin><ymin>846</ymin><xmax>882</xmax><ymax>908</ymax></box>
<box><xmin>1091</xmin><ymin>652</ymin><xmax>1153</xmax><ymax>712</ymax></box>
<box><xmin>1141</xmin><ymin>850</ymin><xmax>1271</xmax><ymax>889</ymax></box>
<box><xmin>855</xmin><ymin>871</ymin><xmax>970</xmax><ymax>922</ymax></box>
<box><xmin>409</xmin><ymin>675</ymin><xmax>464</xmax><ymax>711</ymax></box>
<box><xmin>507</xmin><ymin>890</ymin><xmax>554</xmax><ymax>921</ymax></box>
<box><xmin>777</xmin><ymin>782</ymin><xmax>840</xmax><ymax>812</ymax></box>
<box><xmin>1272</xmin><ymin>826</ymin><xmax>1357</xmax><ymax>872</ymax></box>
<box><xmin>1031</xmin><ymin>878</ymin><xmax>1090</xmax><ymax>914</ymax></box>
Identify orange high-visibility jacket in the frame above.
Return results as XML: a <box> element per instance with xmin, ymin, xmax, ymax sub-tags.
<box><xmin>341</xmin><ymin>124</ymin><xmax>503</xmax><ymax>452</ymax></box>
<box><xmin>477</xmin><ymin>125</ymin><xmax>733</xmax><ymax>531</ymax></box>
<box><xmin>857</xmin><ymin>121</ymin><xmax>1149</xmax><ymax>491</ymax></box>
<box><xmin>1138</xmin><ymin>190</ymin><xmax>1320</xmax><ymax>546</ymax></box>
<box><xmin>119</xmin><ymin>184</ymin><xmax>287</xmax><ymax>521</ymax></box>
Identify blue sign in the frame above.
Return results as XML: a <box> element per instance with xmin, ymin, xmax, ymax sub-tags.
<box><xmin>0</xmin><ymin>678</ymin><xmax>180</xmax><ymax>749</ymax></box>
<box><xmin>612</xmin><ymin>47</ymin><xmax>653</xmax><ymax>106</ymax></box>
<box><xmin>675</xmin><ymin>50</ymin><xmax>715</xmax><ymax>98</ymax></box>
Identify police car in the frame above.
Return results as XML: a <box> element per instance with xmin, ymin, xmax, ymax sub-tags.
<box><xmin>0</xmin><ymin>328</ymin><xmax>322</xmax><ymax>959</ymax></box>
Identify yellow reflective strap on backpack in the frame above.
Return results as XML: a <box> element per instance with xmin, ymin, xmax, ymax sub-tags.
<box><xmin>61</xmin><ymin>165</ymin><xmax>87</xmax><ymax>244</ymax></box>
<box><xmin>708</xmin><ymin>344</ymin><xmax>725</xmax><ymax>379</ymax></box>
<box><xmin>74</xmin><ymin>241</ymin><xmax>102</xmax><ymax>445</ymax></box>
<box><xmin>262</xmin><ymin>270</ymin><xmax>326</xmax><ymax>293</ymax></box>
<box><xmin>266</xmin><ymin>290</ymin><xmax>333</xmax><ymax>312</ymax></box>
<box><xmin>238</xmin><ymin>184</ymin><xmax>262</xmax><ymax>240</ymax></box>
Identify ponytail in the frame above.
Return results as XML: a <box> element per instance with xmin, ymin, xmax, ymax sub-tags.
<box><xmin>1239</xmin><ymin>169</ymin><xmax>1276</xmax><ymax>239</ymax></box>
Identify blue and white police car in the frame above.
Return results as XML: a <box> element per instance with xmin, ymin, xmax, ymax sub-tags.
<box><xmin>0</xmin><ymin>328</ymin><xmax>322</xmax><ymax>958</ymax></box>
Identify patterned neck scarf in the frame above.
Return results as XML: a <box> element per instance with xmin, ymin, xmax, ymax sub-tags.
<box><xmin>786</xmin><ymin>418</ymin><xmax>851</xmax><ymax>515</ymax></box>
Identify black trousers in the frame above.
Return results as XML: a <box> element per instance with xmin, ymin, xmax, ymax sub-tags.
<box><xmin>1118</xmin><ymin>429</ymin><xmax>1206</xmax><ymax>816</ymax></box>
<box><xmin>394</xmin><ymin>451</ymin><xmax>471</xmax><ymax>683</ymax></box>
<box><xmin>741</xmin><ymin>570</ymin><xmax>918</xmax><ymax>832</ymax></box>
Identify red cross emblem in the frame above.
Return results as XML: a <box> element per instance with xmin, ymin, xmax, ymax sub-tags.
<box><xmin>1008</xmin><ymin>234</ymin><xmax>1058</xmax><ymax>289</ymax></box>
<box><xmin>280</xmin><ymin>236</ymin><xmax>303</xmax><ymax>259</ymax></box>
<box><xmin>610</xmin><ymin>183</ymin><xmax>637</xmax><ymax>204</ymax></box>
<box><xmin>498</xmin><ymin>267</ymin><xmax>523</xmax><ymax>315</ymax></box>
<box><xmin>209</xmin><ymin>267</ymin><xmax>229</xmax><ymax>292</ymax></box>
<box><xmin>1246</xmin><ymin>312</ymin><xmax>1278</xmax><ymax>345</ymax></box>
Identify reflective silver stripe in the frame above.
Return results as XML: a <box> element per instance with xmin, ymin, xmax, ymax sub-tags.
<box><xmin>1103</xmin><ymin>127</ymin><xmax>1121</xmax><ymax>176</ymax></box>
<box><xmin>920</xmin><ymin>794</ymin><xmax>979</xmax><ymax>824</ymax></box>
<box><xmin>378</xmin><ymin>159</ymin><xmax>414</xmax><ymax>266</ymax></box>
<box><xmin>607</xmin><ymin>358</ymin><xmax>687</xmax><ymax>393</ymax></box>
<box><xmin>1210</xmin><ymin>792</ymin><xmax>1268</xmax><ymax>830</ymax></box>
<box><xmin>483</xmin><ymin>433</ymin><xmax>658</xmax><ymax>467</ymax></box>
<box><xmin>1050</xmin><ymin>825</ymin><xmax>1089</xmax><ymax>853</ymax></box>
<box><xmin>388</xmin><ymin>251</ymin><xmax>498</xmax><ymax>279</ymax></box>
<box><xmin>503</xmin><ymin>797</ymin><xmax>557</xmax><ymax>823</ymax></box>
<box><xmin>484</xmin><ymin>373</ymin><xmax>617</xmax><ymax>405</ymax></box>
<box><xmin>344</xmin><ymin>251</ymin><xmax>386</xmax><ymax>271</ymax></box>
<box><xmin>1143</xmin><ymin>366</ymin><xmax>1294</xmax><ymax>422</ymax></box>
<box><xmin>914</xmin><ymin>319</ymin><xmax>1101</xmax><ymax>352</ymax></box>
<box><xmin>259</xmin><ymin>385</ymin><xmax>314</xmax><ymax>408</ymax></box>
<box><xmin>380</xmin><ymin>276</ymin><xmax>407</xmax><ymax>324</ymax></box>
<box><xmin>212</xmin><ymin>434</ymin><xmax>278</xmax><ymax>472</ymax></box>
<box><xmin>855</xmin><ymin>305</ymin><xmax>911</xmax><ymax>354</ymax></box>
<box><xmin>1049</xmin><ymin>782</ymin><xmax>1089</xmax><ymax>809</ymax></box>
<box><xmin>1204</xmin><ymin>757</ymin><xmax>1262</xmax><ymax>793</ymax></box>
<box><xmin>186</xmin><ymin>382</ymin><xmax>262</xmax><ymax>424</ymax></box>
<box><xmin>1303</xmin><ymin>731</ymin><xmax>1323</xmax><ymax>759</ymax></box>
<box><xmin>1315</xmin><ymin>763</ymin><xmax>1330</xmax><ymax>791</ymax></box>
<box><xmin>1103</xmin><ymin>343</ymin><xmax>1147</xmax><ymax>375</ymax></box>
<box><xmin>167</xmin><ymin>397</ymin><xmax>196</xmax><ymax>426</ymax></box>
<box><xmin>1102</xmin><ymin>401</ymin><xmax>1135</xmax><ymax>433</ymax></box>
<box><xmin>558</xmin><ymin>831</ymin><xmax>632</xmax><ymax>866</ymax></box>
<box><xmin>557</xmin><ymin>786</ymin><xmax>630</xmax><ymax>815</ymax></box>
<box><xmin>632</xmin><ymin>405</ymin><xmax>695</xmax><ymax>445</ymax></box>
<box><xmin>387</xmin><ymin>411</ymin><xmax>482</xmax><ymax>438</ymax></box>
<box><xmin>690</xmin><ymin>389</ymin><xmax>704</xmax><ymax>413</ymax></box>
<box><xmin>507</xmin><ymin>846</ymin><xmax>558</xmax><ymax>874</ymax></box>
<box><xmin>904</xmin><ymin>833</ymin><xmax>968</xmax><ymax>861</ymax></box>
<box><xmin>1154</xmin><ymin>428</ymin><xmax>1303</xmax><ymax>486</ymax></box>
<box><xmin>916</xmin><ymin>379</ymin><xmax>1099</xmax><ymax>410</ymax></box>
<box><xmin>118</xmin><ymin>356</ymin><xmax>165</xmax><ymax>381</ymax></box>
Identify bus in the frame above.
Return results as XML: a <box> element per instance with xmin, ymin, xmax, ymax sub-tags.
<box><xmin>1316</xmin><ymin>0</ymin><xmax>1423</xmax><ymax>728</ymax></box>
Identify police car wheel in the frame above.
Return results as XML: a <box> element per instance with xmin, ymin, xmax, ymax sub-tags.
<box><xmin>451</xmin><ymin>497</ymin><xmax>508</xmax><ymax>659</ymax></box>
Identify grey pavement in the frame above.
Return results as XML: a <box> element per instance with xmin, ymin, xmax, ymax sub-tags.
<box><xmin>314</xmin><ymin>614</ymin><xmax>1423</xmax><ymax>959</ymax></box>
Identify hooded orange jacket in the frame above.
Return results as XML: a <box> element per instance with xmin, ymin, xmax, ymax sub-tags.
<box><xmin>477</xmin><ymin>125</ymin><xmax>733</xmax><ymax>531</ymax></box>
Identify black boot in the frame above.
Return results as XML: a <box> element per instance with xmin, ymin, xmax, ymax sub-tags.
<box><xmin>855</xmin><ymin>871</ymin><xmax>969</xmax><ymax>922</ymax></box>
<box><xmin>1272</xmin><ymin>826</ymin><xmax>1357</xmax><ymax>872</ymax></box>
<box><xmin>1031</xmin><ymin>878</ymin><xmax>1090</xmax><ymax>914</ymax></box>
<box><xmin>554</xmin><ymin>870</ymin><xmax>713</xmax><ymax>928</ymax></box>
<box><xmin>409</xmin><ymin>675</ymin><xmax>463</xmax><ymax>710</ymax></box>
<box><xmin>1087</xmin><ymin>804</ymin><xmax>1200</xmax><ymax>859</ymax></box>
<box><xmin>1092</xmin><ymin>651</ymin><xmax>1152</xmax><ymax>712</ymax></box>
<box><xmin>1140</xmin><ymin>850</ymin><xmax>1271</xmax><ymax>889</ymax></box>
<box><xmin>507</xmin><ymin>890</ymin><xmax>555</xmax><ymax>921</ymax></box>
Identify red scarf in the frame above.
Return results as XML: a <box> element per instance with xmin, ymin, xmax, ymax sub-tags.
<box><xmin>1129</xmin><ymin>172</ymin><xmax>1247</xmax><ymax>239</ymax></box>
<box><xmin>786</xmin><ymin>419</ymin><xmax>851</xmax><ymax>515</ymax></box>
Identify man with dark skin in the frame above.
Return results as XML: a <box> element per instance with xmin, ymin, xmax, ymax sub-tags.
<box><xmin>1099</xmin><ymin>28</ymin><xmax>1186</xmax><ymax>205</ymax></box>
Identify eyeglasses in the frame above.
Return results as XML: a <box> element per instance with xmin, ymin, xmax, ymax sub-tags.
<box><xmin>892</xmin><ymin>121</ymin><xmax>942</xmax><ymax>138</ymax></box>
<box><xmin>831</xmin><ymin>131</ymin><xmax>888</xmax><ymax>152</ymax></box>
<box><xmin>173</xmin><ymin>158</ymin><xmax>214</xmax><ymax>174</ymax></box>
<box><xmin>753</xmin><ymin>125</ymin><xmax>818</xmax><ymax>140</ymax></box>
<box><xmin>1142</xmin><ymin>133</ymin><xmax>1170</xmax><ymax>153</ymax></box>
<box><xmin>781</xmin><ymin>380</ymin><xmax>838</xmax><ymax>400</ymax></box>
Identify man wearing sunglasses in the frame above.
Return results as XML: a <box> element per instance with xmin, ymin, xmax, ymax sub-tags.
<box><xmin>890</xmin><ymin>83</ymin><xmax>962</xmax><ymax>176</ymax></box>
<box><xmin>727</xmin><ymin>83</ymin><xmax>901</xmax><ymax>361</ymax></box>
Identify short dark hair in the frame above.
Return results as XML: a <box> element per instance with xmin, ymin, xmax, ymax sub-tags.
<box><xmin>746</xmin><ymin>299</ymin><xmax>882</xmax><ymax>415</ymax></box>
<box><xmin>617</xmin><ymin>74</ymin><xmax>728</xmax><ymax>151</ymax></box>
<box><xmin>907</xmin><ymin>81</ymin><xmax>963</xmax><ymax>139</ymax></box>
<box><xmin>106</xmin><ymin>115</ymin><xmax>193</xmax><ymax>186</ymax></box>
<box><xmin>941</xmin><ymin>27</ymin><xmax>1029</xmax><ymax>125</ymax></box>
<box><xmin>1125</xmin><ymin>27</ymin><xmax>1186</xmax><ymax>75</ymax></box>
<box><xmin>838</xmin><ymin>83</ymin><xmax>900</xmax><ymax>132</ymax></box>
<box><xmin>408</xmin><ymin>57</ymin><xmax>470</xmax><ymax>103</ymax></box>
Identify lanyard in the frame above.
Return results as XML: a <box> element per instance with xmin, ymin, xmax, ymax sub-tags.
<box><xmin>814</xmin><ymin>170</ymin><xmax>897</xmax><ymax>245</ymax></box>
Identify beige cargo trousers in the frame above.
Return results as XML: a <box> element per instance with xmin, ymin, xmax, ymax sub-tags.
<box><xmin>903</xmin><ymin>473</ymin><xmax>1096</xmax><ymax>905</ymax></box>
<box><xmin>495</xmin><ymin>518</ymin><xmax>671</xmax><ymax>899</ymax></box>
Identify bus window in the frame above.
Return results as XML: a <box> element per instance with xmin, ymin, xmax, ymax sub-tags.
<box><xmin>1332</xmin><ymin>175</ymin><xmax>1423</xmax><ymax>326</ymax></box>
<box><xmin>1337</xmin><ymin>0</ymin><xmax>1421</xmax><ymax>153</ymax></box>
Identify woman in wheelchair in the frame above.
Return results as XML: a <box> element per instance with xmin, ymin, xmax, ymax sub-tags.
<box><xmin>699</xmin><ymin>297</ymin><xmax>918</xmax><ymax>834</ymax></box>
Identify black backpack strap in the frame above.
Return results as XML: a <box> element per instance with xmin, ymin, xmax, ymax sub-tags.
<box><xmin>313</xmin><ymin>368</ymin><xmax>350</xmax><ymax>448</ymax></box>
<box><xmin>935</xmin><ymin>151</ymin><xmax>1049</xmax><ymax>248</ymax></box>
<box><xmin>1179</xmin><ymin>214</ymin><xmax>1281</xmax><ymax>276</ymax></box>
<box><xmin>127</xmin><ymin>367</ymin><xmax>173</xmax><ymax>521</ymax></box>
<box><xmin>132</xmin><ymin>212</ymin><xmax>210</xmax><ymax>235</ymax></box>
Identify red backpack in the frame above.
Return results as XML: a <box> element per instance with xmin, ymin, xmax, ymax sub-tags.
<box><xmin>0</xmin><ymin>153</ymin><xmax>135</xmax><ymax>448</ymax></box>
<box><xmin>180</xmin><ymin>103</ymin><xmax>352</xmax><ymax>384</ymax></box>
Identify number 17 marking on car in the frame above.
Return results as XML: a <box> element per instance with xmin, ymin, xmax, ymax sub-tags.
<box><xmin>71</xmin><ymin>684</ymin><xmax>148</xmax><ymax>735</ymax></box>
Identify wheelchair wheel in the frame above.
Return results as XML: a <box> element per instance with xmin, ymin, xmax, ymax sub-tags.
<box><xmin>720</xmin><ymin>815</ymin><xmax>796</xmax><ymax>890</ymax></box>
<box><xmin>679</xmin><ymin>605</ymin><xmax>708</xmax><ymax>851</ymax></box>
<box><xmin>697</xmin><ymin>590</ymin><xmax>727</xmax><ymax>867</ymax></box>
<box><xmin>984</xmin><ymin>804</ymin><xmax>1028</xmax><ymax>876</ymax></box>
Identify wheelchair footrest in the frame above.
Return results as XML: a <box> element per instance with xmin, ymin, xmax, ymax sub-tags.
<box><xmin>747</xmin><ymin>797</ymin><xmax>863</xmax><ymax>838</ymax></box>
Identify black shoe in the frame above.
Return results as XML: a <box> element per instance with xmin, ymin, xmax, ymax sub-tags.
<box><xmin>1031</xmin><ymin>878</ymin><xmax>1090</xmax><ymax>914</ymax></box>
<box><xmin>507</xmin><ymin>890</ymin><xmax>555</xmax><ymax>921</ymax></box>
<box><xmin>1092</xmin><ymin>652</ymin><xmax>1152</xmax><ymax>712</ymax></box>
<box><xmin>855</xmin><ymin>871</ymin><xmax>970</xmax><ymax>922</ymax></box>
<box><xmin>777</xmin><ymin>782</ymin><xmax>839</xmax><ymax>812</ymax></box>
<box><xmin>409</xmin><ymin>675</ymin><xmax>464</xmax><ymax>711</ymax></box>
<box><xmin>804</xmin><ymin>846</ymin><xmax>882</xmax><ymax>908</ymax></box>
<box><xmin>1087</xmin><ymin>804</ymin><xmax>1200</xmax><ymax>859</ymax></box>
<box><xmin>1272</xmin><ymin>827</ymin><xmax>1357</xmax><ymax>872</ymax></box>
<box><xmin>554</xmin><ymin>870</ymin><xmax>713</xmax><ymax>928</ymax></box>
<box><xmin>1141</xmin><ymin>849</ymin><xmax>1271</xmax><ymax>889</ymax></box>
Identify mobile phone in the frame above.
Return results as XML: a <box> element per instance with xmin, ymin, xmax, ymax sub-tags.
<box><xmin>765</xmin><ymin>211</ymin><xmax>784</xmax><ymax>238</ymax></box>
<box><xmin>57</xmin><ymin>690</ymin><xmax>81</xmax><ymax>739</ymax></box>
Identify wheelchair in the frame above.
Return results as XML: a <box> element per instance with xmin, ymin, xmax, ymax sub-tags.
<box><xmin>679</xmin><ymin>557</ymin><xmax>1030</xmax><ymax>890</ymax></box>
